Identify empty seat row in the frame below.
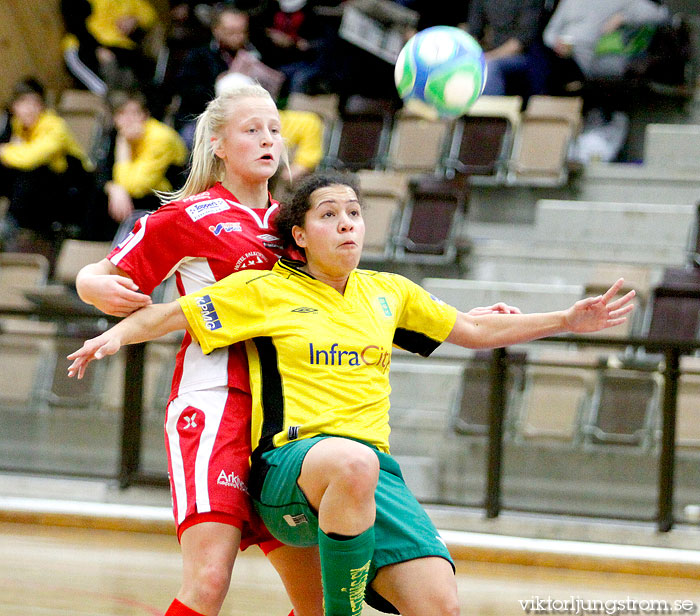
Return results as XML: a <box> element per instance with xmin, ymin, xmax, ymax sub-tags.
<box><xmin>287</xmin><ymin>93</ymin><xmax>583</xmax><ymax>188</ymax></box>
<box><xmin>357</xmin><ymin>171</ymin><xmax>470</xmax><ymax>265</ymax></box>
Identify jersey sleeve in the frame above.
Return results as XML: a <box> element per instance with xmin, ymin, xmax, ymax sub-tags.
<box><xmin>392</xmin><ymin>276</ymin><xmax>457</xmax><ymax>357</ymax></box>
<box><xmin>177</xmin><ymin>272</ymin><xmax>271</xmax><ymax>355</ymax></box>
<box><xmin>107</xmin><ymin>204</ymin><xmax>189</xmax><ymax>295</ymax></box>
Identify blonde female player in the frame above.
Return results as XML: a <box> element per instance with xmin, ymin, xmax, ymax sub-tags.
<box><xmin>69</xmin><ymin>173</ymin><xmax>636</xmax><ymax>616</ymax></box>
<box><xmin>74</xmin><ymin>84</ymin><xmax>323</xmax><ymax>616</ymax></box>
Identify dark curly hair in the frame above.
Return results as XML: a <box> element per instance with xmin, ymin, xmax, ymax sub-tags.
<box><xmin>275</xmin><ymin>172</ymin><xmax>360</xmax><ymax>256</ymax></box>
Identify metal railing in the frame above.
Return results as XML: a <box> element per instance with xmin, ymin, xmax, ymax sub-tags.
<box><xmin>482</xmin><ymin>335</ymin><xmax>700</xmax><ymax>532</ymax></box>
<box><xmin>2</xmin><ymin>306</ymin><xmax>699</xmax><ymax>531</ymax></box>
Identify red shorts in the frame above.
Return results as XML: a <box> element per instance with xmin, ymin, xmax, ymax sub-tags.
<box><xmin>164</xmin><ymin>386</ymin><xmax>283</xmax><ymax>553</ymax></box>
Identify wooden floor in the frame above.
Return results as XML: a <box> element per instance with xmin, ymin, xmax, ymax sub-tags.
<box><xmin>3</xmin><ymin>521</ymin><xmax>700</xmax><ymax>616</ymax></box>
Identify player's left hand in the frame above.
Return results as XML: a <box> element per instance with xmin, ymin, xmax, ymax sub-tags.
<box><xmin>564</xmin><ymin>278</ymin><xmax>635</xmax><ymax>333</ymax></box>
<box><xmin>66</xmin><ymin>332</ymin><xmax>123</xmax><ymax>380</ymax></box>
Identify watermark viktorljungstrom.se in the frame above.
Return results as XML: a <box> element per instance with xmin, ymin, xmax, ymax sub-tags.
<box><xmin>519</xmin><ymin>597</ymin><xmax>698</xmax><ymax>615</ymax></box>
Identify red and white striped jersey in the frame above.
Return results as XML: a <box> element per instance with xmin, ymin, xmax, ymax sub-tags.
<box><xmin>108</xmin><ymin>182</ymin><xmax>287</xmax><ymax>397</ymax></box>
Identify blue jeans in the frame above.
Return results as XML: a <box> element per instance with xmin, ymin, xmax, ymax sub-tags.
<box><xmin>483</xmin><ymin>44</ymin><xmax>550</xmax><ymax>97</ymax></box>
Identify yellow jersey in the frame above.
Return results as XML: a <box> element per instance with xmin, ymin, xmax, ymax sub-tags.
<box><xmin>178</xmin><ymin>259</ymin><xmax>457</xmax><ymax>454</ymax></box>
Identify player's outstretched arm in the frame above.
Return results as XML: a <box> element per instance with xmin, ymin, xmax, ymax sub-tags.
<box><xmin>446</xmin><ymin>278</ymin><xmax>635</xmax><ymax>349</ymax></box>
<box><xmin>67</xmin><ymin>301</ymin><xmax>187</xmax><ymax>380</ymax></box>
<box><xmin>467</xmin><ymin>302</ymin><xmax>522</xmax><ymax>316</ymax></box>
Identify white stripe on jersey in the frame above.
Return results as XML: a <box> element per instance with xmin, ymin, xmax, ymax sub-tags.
<box><xmin>110</xmin><ymin>213</ymin><xmax>150</xmax><ymax>266</ymax></box>
<box><xmin>166</xmin><ymin>388</ymin><xmax>228</xmax><ymax>523</ymax></box>
<box><xmin>225</xmin><ymin>200</ymin><xmax>278</xmax><ymax>228</ymax></box>
<box><xmin>193</xmin><ymin>388</ymin><xmax>227</xmax><ymax>513</ymax></box>
<box><xmin>166</xmin><ymin>397</ymin><xmax>188</xmax><ymax>524</ymax></box>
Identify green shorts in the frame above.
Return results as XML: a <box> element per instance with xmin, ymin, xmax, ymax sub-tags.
<box><xmin>249</xmin><ymin>435</ymin><xmax>454</xmax><ymax>614</ymax></box>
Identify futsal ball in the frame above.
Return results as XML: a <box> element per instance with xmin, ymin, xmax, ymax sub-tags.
<box><xmin>394</xmin><ymin>26</ymin><xmax>487</xmax><ymax>118</ymax></box>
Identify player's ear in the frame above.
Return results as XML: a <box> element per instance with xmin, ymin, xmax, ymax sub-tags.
<box><xmin>292</xmin><ymin>225</ymin><xmax>306</xmax><ymax>248</ymax></box>
<box><xmin>212</xmin><ymin>135</ymin><xmax>225</xmax><ymax>159</ymax></box>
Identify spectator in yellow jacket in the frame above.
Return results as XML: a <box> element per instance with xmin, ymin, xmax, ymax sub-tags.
<box><xmin>61</xmin><ymin>0</ymin><xmax>159</xmax><ymax>94</ymax></box>
<box><xmin>0</xmin><ymin>78</ymin><xmax>91</xmax><ymax>255</ymax></box>
<box><xmin>86</xmin><ymin>90</ymin><xmax>187</xmax><ymax>240</ymax></box>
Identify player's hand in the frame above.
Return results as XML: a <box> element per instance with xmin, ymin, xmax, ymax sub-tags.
<box><xmin>80</xmin><ymin>274</ymin><xmax>152</xmax><ymax>317</ymax></box>
<box><xmin>468</xmin><ymin>302</ymin><xmax>522</xmax><ymax>316</ymax></box>
<box><xmin>564</xmin><ymin>278</ymin><xmax>635</xmax><ymax>333</ymax></box>
<box><xmin>67</xmin><ymin>332</ymin><xmax>123</xmax><ymax>380</ymax></box>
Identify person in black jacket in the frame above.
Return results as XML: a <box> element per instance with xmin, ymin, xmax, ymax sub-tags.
<box><xmin>174</xmin><ymin>4</ymin><xmax>262</xmax><ymax>146</ymax></box>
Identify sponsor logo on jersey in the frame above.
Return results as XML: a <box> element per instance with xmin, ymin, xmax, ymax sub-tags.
<box><xmin>288</xmin><ymin>425</ymin><xmax>300</xmax><ymax>440</ymax></box>
<box><xmin>195</xmin><ymin>294</ymin><xmax>222</xmax><ymax>330</ymax></box>
<box><xmin>234</xmin><ymin>251</ymin><xmax>268</xmax><ymax>271</ymax></box>
<box><xmin>185</xmin><ymin>198</ymin><xmax>230</xmax><ymax>221</ymax></box>
<box><xmin>257</xmin><ymin>232</ymin><xmax>283</xmax><ymax>249</ymax></box>
<box><xmin>209</xmin><ymin>221</ymin><xmax>242</xmax><ymax>235</ymax></box>
<box><xmin>429</xmin><ymin>293</ymin><xmax>446</xmax><ymax>305</ymax></box>
<box><xmin>378</xmin><ymin>296</ymin><xmax>392</xmax><ymax>317</ymax></box>
<box><xmin>308</xmin><ymin>342</ymin><xmax>391</xmax><ymax>373</ymax></box>
<box><xmin>283</xmin><ymin>512</ymin><xmax>308</xmax><ymax>527</ymax></box>
<box><xmin>292</xmin><ymin>307</ymin><xmax>318</xmax><ymax>314</ymax></box>
<box><xmin>181</xmin><ymin>412</ymin><xmax>198</xmax><ymax>429</ymax></box>
<box><xmin>217</xmin><ymin>469</ymin><xmax>248</xmax><ymax>492</ymax></box>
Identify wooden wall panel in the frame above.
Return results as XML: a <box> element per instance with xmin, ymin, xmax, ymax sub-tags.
<box><xmin>0</xmin><ymin>0</ymin><xmax>69</xmax><ymax>106</ymax></box>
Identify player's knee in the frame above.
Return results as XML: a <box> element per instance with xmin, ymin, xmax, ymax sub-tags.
<box><xmin>334</xmin><ymin>445</ymin><xmax>379</xmax><ymax>500</ymax></box>
<box><xmin>434</xmin><ymin>588</ymin><xmax>460</xmax><ymax>616</ymax></box>
<box><xmin>188</xmin><ymin>561</ymin><xmax>232</xmax><ymax>608</ymax></box>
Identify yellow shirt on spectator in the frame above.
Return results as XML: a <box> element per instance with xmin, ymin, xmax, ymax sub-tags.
<box><xmin>0</xmin><ymin>110</ymin><xmax>88</xmax><ymax>174</ymax></box>
<box><xmin>113</xmin><ymin>117</ymin><xmax>188</xmax><ymax>198</ymax></box>
<box><xmin>279</xmin><ymin>109</ymin><xmax>324</xmax><ymax>171</ymax></box>
<box><xmin>86</xmin><ymin>0</ymin><xmax>157</xmax><ymax>50</ymax></box>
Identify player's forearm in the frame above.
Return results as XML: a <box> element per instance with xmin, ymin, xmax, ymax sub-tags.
<box><xmin>446</xmin><ymin>310</ymin><xmax>568</xmax><ymax>349</ymax></box>
<box><xmin>76</xmin><ymin>259</ymin><xmax>117</xmax><ymax>304</ymax></box>
<box><xmin>112</xmin><ymin>301</ymin><xmax>186</xmax><ymax>345</ymax></box>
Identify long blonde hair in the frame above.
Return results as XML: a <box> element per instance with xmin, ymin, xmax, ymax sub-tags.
<box><xmin>158</xmin><ymin>84</ymin><xmax>286</xmax><ymax>204</ymax></box>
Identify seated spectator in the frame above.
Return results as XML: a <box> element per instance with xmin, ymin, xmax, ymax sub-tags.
<box><xmin>174</xmin><ymin>4</ymin><xmax>263</xmax><ymax>146</ymax></box>
<box><xmin>543</xmin><ymin>0</ymin><xmax>669</xmax><ymax>86</ymax></box>
<box><xmin>254</xmin><ymin>0</ymin><xmax>327</xmax><ymax>94</ymax></box>
<box><xmin>85</xmin><ymin>90</ymin><xmax>187</xmax><ymax>240</ymax></box>
<box><xmin>468</xmin><ymin>0</ymin><xmax>550</xmax><ymax>100</ymax></box>
<box><xmin>60</xmin><ymin>0</ymin><xmax>159</xmax><ymax>95</ymax></box>
<box><xmin>0</xmin><ymin>78</ymin><xmax>91</xmax><ymax>259</ymax></box>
